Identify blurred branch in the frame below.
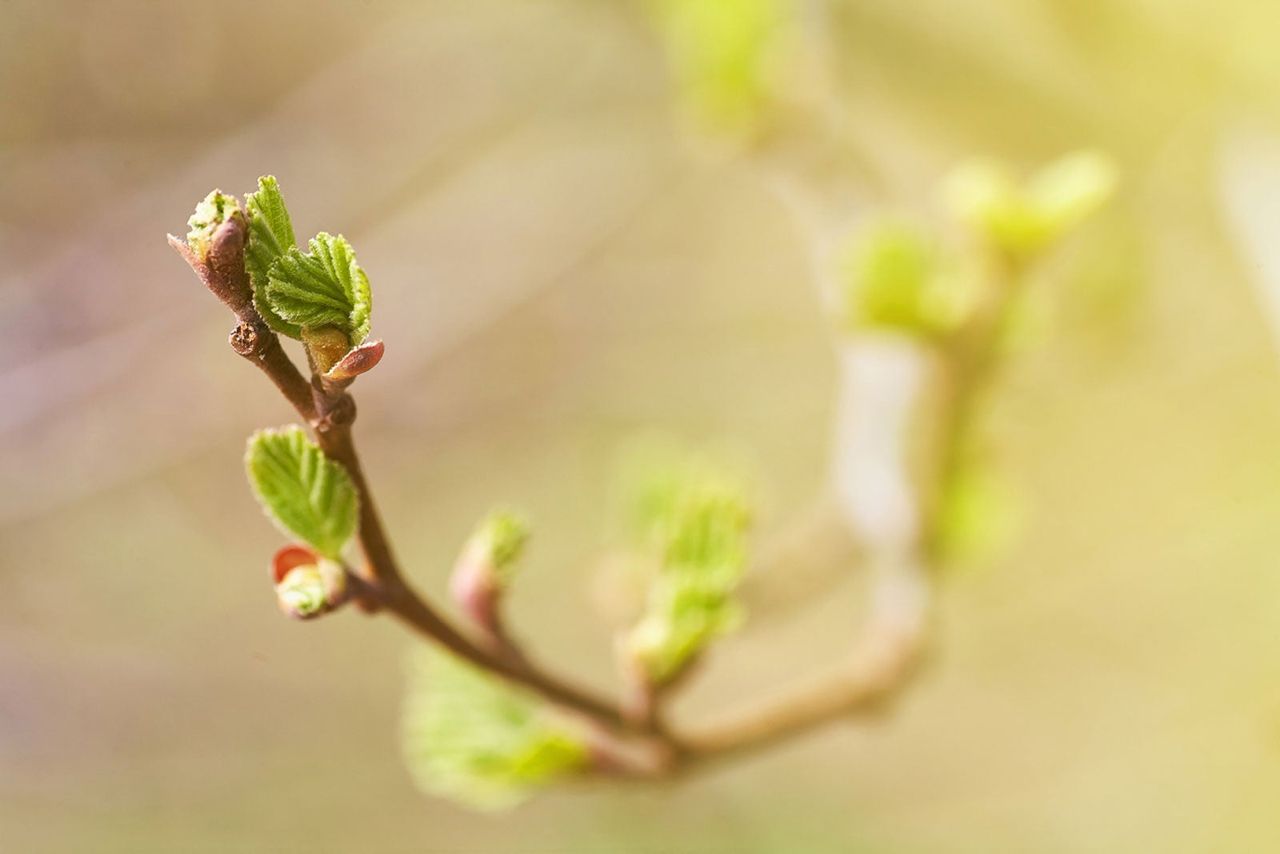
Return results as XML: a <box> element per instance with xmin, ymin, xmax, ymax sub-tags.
<box><xmin>678</xmin><ymin>560</ymin><xmax>928</xmax><ymax>761</ymax></box>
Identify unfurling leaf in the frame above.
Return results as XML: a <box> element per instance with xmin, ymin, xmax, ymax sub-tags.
<box><xmin>186</xmin><ymin>190</ymin><xmax>243</xmax><ymax>260</ymax></box>
<box><xmin>264</xmin><ymin>232</ymin><xmax>372</xmax><ymax>345</ymax></box>
<box><xmin>470</xmin><ymin>510</ymin><xmax>530</xmax><ymax>583</ymax></box>
<box><xmin>270</xmin><ymin>544</ymin><xmax>348</xmax><ymax>619</ymax></box>
<box><xmin>244</xmin><ymin>176</ymin><xmax>300</xmax><ymax>336</ymax></box>
<box><xmin>401</xmin><ymin>649</ymin><xmax>587</xmax><ymax>810</ymax></box>
<box><xmin>276</xmin><ymin>565</ymin><xmax>328</xmax><ymax>617</ymax></box>
<box><xmin>450</xmin><ymin>509</ymin><xmax>531</xmax><ymax>630</ymax></box>
<box><xmin>838</xmin><ymin>220</ymin><xmax>977</xmax><ymax>338</ymax></box>
<box><xmin>245</xmin><ymin>427</ymin><xmax>358</xmax><ymax>560</ymax></box>
<box><xmin>944</xmin><ymin>150</ymin><xmax>1118</xmax><ymax>259</ymax></box>
<box><xmin>622</xmin><ymin>447</ymin><xmax>753</xmax><ymax>683</ymax></box>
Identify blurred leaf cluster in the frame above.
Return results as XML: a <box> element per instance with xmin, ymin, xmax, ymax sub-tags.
<box><xmin>944</xmin><ymin>151</ymin><xmax>1118</xmax><ymax>263</ymax></box>
<box><xmin>401</xmin><ymin>650</ymin><xmax>589</xmax><ymax>810</ymax></box>
<box><xmin>622</xmin><ymin>449</ymin><xmax>753</xmax><ymax>683</ymax></box>
<box><xmin>649</xmin><ymin>0</ymin><xmax>796</xmax><ymax>139</ymax></box>
<box><xmin>839</xmin><ymin>151</ymin><xmax>1118</xmax><ymax>339</ymax></box>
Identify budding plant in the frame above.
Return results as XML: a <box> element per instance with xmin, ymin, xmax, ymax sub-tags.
<box><xmin>168</xmin><ymin>3</ymin><xmax>1116</xmax><ymax>811</ymax></box>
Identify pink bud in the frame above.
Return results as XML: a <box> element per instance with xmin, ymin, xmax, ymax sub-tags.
<box><xmin>450</xmin><ymin>542</ymin><xmax>499</xmax><ymax>631</ymax></box>
<box><xmin>325</xmin><ymin>340</ymin><xmax>385</xmax><ymax>381</ymax></box>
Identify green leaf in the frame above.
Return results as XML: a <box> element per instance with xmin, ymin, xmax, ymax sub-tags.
<box><xmin>944</xmin><ymin>151</ymin><xmax>1117</xmax><ymax>259</ymax></box>
<box><xmin>264</xmin><ymin>232</ymin><xmax>372</xmax><ymax>344</ymax></box>
<box><xmin>621</xmin><ymin>446</ymin><xmax>753</xmax><ymax>682</ymax></box>
<box><xmin>244</xmin><ymin>176</ymin><xmax>300</xmax><ymax>337</ymax></box>
<box><xmin>838</xmin><ymin>220</ymin><xmax>978</xmax><ymax>339</ymax></box>
<box><xmin>245</xmin><ymin>427</ymin><xmax>358</xmax><ymax>560</ymax></box>
<box><xmin>401</xmin><ymin>649</ymin><xmax>587</xmax><ymax>810</ymax></box>
<box><xmin>651</xmin><ymin>0</ymin><xmax>790</xmax><ymax>137</ymax></box>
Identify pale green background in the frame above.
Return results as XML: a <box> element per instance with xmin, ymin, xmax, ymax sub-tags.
<box><xmin>3</xmin><ymin>1</ymin><xmax>1280</xmax><ymax>851</ymax></box>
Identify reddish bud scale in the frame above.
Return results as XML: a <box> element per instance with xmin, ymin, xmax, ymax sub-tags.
<box><xmin>272</xmin><ymin>544</ymin><xmax>319</xmax><ymax>584</ymax></box>
<box><xmin>449</xmin><ymin>545</ymin><xmax>501</xmax><ymax>632</ymax></box>
<box><xmin>326</xmin><ymin>339</ymin><xmax>385</xmax><ymax>381</ymax></box>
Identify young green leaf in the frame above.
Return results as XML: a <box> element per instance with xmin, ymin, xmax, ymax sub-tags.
<box><xmin>264</xmin><ymin>233</ymin><xmax>372</xmax><ymax>345</ymax></box>
<box><xmin>837</xmin><ymin>220</ymin><xmax>978</xmax><ymax>338</ymax></box>
<box><xmin>401</xmin><ymin>649</ymin><xmax>587</xmax><ymax>810</ymax></box>
<box><xmin>245</xmin><ymin>427</ymin><xmax>358</xmax><ymax>560</ymax></box>
<box><xmin>622</xmin><ymin>447</ymin><xmax>753</xmax><ymax>682</ymax></box>
<box><xmin>944</xmin><ymin>151</ymin><xmax>1117</xmax><ymax>260</ymax></box>
<box><xmin>244</xmin><ymin>176</ymin><xmax>300</xmax><ymax>337</ymax></box>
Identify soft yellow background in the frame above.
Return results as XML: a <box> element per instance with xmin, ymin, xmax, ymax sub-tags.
<box><xmin>4</xmin><ymin>1</ymin><xmax>1280</xmax><ymax>851</ymax></box>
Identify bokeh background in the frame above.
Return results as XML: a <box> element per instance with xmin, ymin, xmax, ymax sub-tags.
<box><xmin>6</xmin><ymin>0</ymin><xmax>1280</xmax><ymax>850</ymax></box>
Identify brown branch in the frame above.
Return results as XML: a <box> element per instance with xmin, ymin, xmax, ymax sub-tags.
<box><xmin>169</xmin><ymin>199</ymin><xmax>1004</xmax><ymax>782</ymax></box>
<box><xmin>319</xmin><ymin>419</ymin><xmax>628</xmax><ymax>727</ymax></box>
<box><xmin>171</xmin><ymin>217</ymin><xmax>631</xmax><ymax>731</ymax></box>
<box><xmin>167</xmin><ymin>231</ymin><xmax>315</xmax><ymax>421</ymax></box>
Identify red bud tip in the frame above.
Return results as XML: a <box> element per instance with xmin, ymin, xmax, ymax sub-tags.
<box><xmin>325</xmin><ymin>340</ymin><xmax>385</xmax><ymax>381</ymax></box>
<box><xmin>271</xmin><ymin>543</ymin><xmax>319</xmax><ymax>584</ymax></box>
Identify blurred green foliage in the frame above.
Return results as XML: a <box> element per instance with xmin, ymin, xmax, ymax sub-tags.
<box><xmin>467</xmin><ymin>509</ymin><xmax>532</xmax><ymax>583</ymax></box>
<box><xmin>401</xmin><ymin>650</ymin><xmax>589</xmax><ymax>810</ymax></box>
<box><xmin>945</xmin><ymin>151</ymin><xmax>1118</xmax><ymax>261</ymax></box>
<box><xmin>622</xmin><ymin>448</ymin><xmax>753</xmax><ymax>683</ymax></box>
<box><xmin>649</xmin><ymin>0</ymin><xmax>792</xmax><ymax>137</ymax></box>
<box><xmin>837</xmin><ymin>220</ymin><xmax>978</xmax><ymax>337</ymax></box>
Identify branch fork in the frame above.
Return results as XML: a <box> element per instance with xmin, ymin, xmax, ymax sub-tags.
<box><xmin>169</xmin><ymin>202</ymin><xmax>938</xmax><ymax>783</ymax></box>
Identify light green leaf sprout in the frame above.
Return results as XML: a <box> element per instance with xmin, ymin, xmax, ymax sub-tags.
<box><xmin>945</xmin><ymin>150</ymin><xmax>1118</xmax><ymax>260</ymax></box>
<box><xmin>265</xmin><ymin>233</ymin><xmax>372</xmax><ymax>346</ymax></box>
<box><xmin>623</xmin><ymin>450</ymin><xmax>753</xmax><ymax>683</ymax></box>
<box><xmin>185</xmin><ymin>190</ymin><xmax>243</xmax><ymax>260</ymax></box>
<box><xmin>838</xmin><ymin>220</ymin><xmax>978</xmax><ymax>338</ymax></box>
<box><xmin>244</xmin><ymin>176</ymin><xmax>298</xmax><ymax>331</ymax></box>
<box><xmin>243</xmin><ymin>176</ymin><xmax>372</xmax><ymax>349</ymax></box>
<box><xmin>651</xmin><ymin>0</ymin><xmax>793</xmax><ymax>138</ymax></box>
<box><xmin>245</xmin><ymin>427</ymin><xmax>359</xmax><ymax>560</ymax></box>
<box><xmin>468</xmin><ymin>509</ymin><xmax>530</xmax><ymax>584</ymax></box>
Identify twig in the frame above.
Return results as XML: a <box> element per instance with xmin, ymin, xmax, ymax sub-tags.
<box><xmin>171</xmin><ymin>218</ymin><xmax>628</xmax><ymax>731</ymax></box>
<box><xmin>169</xmin><ymin>200</ymin><xmax>1003</xmax><ymax>779</ymax></box>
